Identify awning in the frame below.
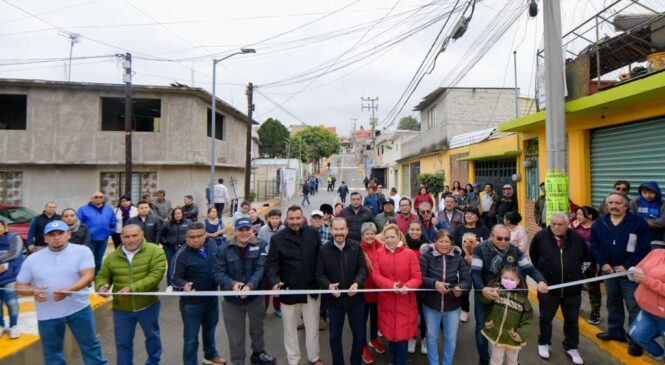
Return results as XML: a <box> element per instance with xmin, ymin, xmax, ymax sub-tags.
<box><xmin>456</xmin><ymin>150</ymin><xmax>520</xmax><ymax>162</ymax></box>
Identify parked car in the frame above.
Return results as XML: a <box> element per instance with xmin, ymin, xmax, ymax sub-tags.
<box><xmin>0</xmin><ymin>204</ymin><xmax>38</xmax><ymax>242</ymax></box>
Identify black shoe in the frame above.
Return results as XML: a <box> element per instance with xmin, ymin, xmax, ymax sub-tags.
<box><xmin>588</xmin><ymin>312</ymin><xmax>601</xmax><ymax>326</ymax></box>
<box><xmin>251</xmin><ymin>352</ymin><xmax>276</xmax><ymax>365</ymax></box>
<box><xmin>628</xmin><ymin>343</ymin><xmax>644</xmax><ymax>357</ymax></box>
<box><xmin>596</xmin><ymin>332</ymin><xmax>627</xmax><ymax>342</ymax></box>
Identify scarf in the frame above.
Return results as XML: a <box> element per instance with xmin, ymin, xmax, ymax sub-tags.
<box><xmin>67</xmin><ymin>219</ymin><xmax>81</xmax><ymax>233</ymax></box>
<box><xmin>405</xmin><ymin>234</ymin><xmax>427</xmax><ymax>250</ymax></box>
<box><xmin>120</xmin><ymin>205</ymin><xmax>132</xmax><ymax>224</ymax></box>
<box><xmin>488</xmin><ymin>241</ymin><xmax>509</xmax><ymax>277</ymax></box>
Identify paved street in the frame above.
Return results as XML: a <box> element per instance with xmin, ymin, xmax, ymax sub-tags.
<box><xmin>1</xmin><ymin>154</ymin><xmax>623</xmax><ymax>365</ymax></box>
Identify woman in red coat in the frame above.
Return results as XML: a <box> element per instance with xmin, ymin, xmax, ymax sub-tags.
<box><xmin>360</xmin><ymin>222</ymin><xmax>386</xmax><ymax>363</ymax></box>
<box><xmin>413</xmin><ymin>186</ymin><xmax>434</xmax><ymax>213</ymax></box>
<box><xmin>372</xmin><ymin>223</ymin><xmax>422</xmax><ymax>365</ymax></box>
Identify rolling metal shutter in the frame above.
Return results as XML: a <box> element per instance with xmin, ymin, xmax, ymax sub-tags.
<box><xmin>590</xmin><ymin>118</ymin><xmax>665</xmax><ymax>207</ymax></box>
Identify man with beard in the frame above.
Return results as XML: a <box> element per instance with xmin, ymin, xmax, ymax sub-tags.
<box><xmin>317</xmin><ymin>217</ymin><xmax>367</xmax><ymax>365</ymax></box>
<box><xmin>341</xmin><ymin>192</ymin><xmax>374</xmax><ymax>242</ymax></box>
<box><xmin>266</xmin><ymin>206</ymin><xmax>323</xmax><ymax>365</ymax></box>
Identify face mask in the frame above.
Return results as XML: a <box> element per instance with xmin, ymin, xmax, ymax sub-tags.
<box><xmin>501</xmin><ymin>278</ymin><xmax>518</xmax><ymax>290</ymax></box>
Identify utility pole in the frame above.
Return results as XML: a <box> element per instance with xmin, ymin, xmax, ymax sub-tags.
<box><xmin>361</xmin><ymin>97</ymin><xmax>378</xmax><ymax>179</ymax></box>
<box><xmin>244</xmin><ymin>82</ymin><xmax>254</xmax><ymax>201</ymax></box>
<box><xmin>513</xmin><ymin>50</ymin><xmax>519</xmax><ymax>118</ymax></box>
<box><xmin>122</xmin><ymin>53</ymin><xmax>133</xmax><ymax>197</ymax></box>
<box><xmin>58</xmin><ymin>31</ymin><xmax>80</xmax><ymax>81</ymax></box>
<box><xmin>543</xmin><ymin>0</ymin><xmax>568</xmax><ymax>221</ymax></box>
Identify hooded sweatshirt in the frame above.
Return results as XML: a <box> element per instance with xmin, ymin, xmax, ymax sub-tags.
<box><xmin>630</xmin><ymin>181</ymin><xmax>665</xmax><ymax>242</ymax></box>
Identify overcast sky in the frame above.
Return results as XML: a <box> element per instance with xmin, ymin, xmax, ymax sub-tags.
<box><xmin>1</xmin><ymin>0</ymin><xmax>661</xmax><ymax>135</ymax></box>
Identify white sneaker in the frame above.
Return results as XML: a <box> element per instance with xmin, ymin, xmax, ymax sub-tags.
<box><xmin>538</xmin><ymin>345</ymin><xmax>550</xmax><ymax>360</ymax></box>
<box><xmin>420</xmin><ymin>341</ymin><xmax>427</xmax><ymax>355</ymax></box>
<box><xmin>460</xmin><ymin>310</ymin><xmax>469</xmax><ymax>323</ymax></box>
<box><xmin>1</xmin><ymin>326</ymin><xmax>7</xmax><ymax>336</ymax></box>
<box><xmin>407</xmin><ymin>338</ymin><xmax>416</xmax><ymax>354</ymax></box>
<box><xmin>566</xmin><ymin>349</ymin><xmax>584</xmax><ymax>364</ymax></box>
<box><xmin>9</xmin><ymin>326</ymin><xmax>20</xmax><ymax>339</ymax></box>
<box><xmin>165</xmin><ymin>286</ymin><xmax>173</xmax><ymax>292</ymax></box>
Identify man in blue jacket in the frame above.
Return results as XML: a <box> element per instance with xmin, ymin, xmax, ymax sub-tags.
<box><xmin>363</xmin><ymin>187</ymin><xmax>382</xmax><ymax>217</ymax></box>
<box><xmin>214</xmin><ymin>218</ymin><xmax>275</xmax><ymax>365</ymax></box>
<box><xmin>77</xmin><ymin>192</ymin><xmax>116</xmax><ymax>274</ymax></box>
<box><xmin>591</xmin><ymin>192</ymin><xmax>651</xmax><ymax>357</ymax></box>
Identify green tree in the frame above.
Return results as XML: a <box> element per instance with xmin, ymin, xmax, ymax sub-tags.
<box><xmin>288</xmin><ymin>126</ymin><xmax>340</xmax><ymax>169</ymax></box>
<box><xmin>397</xmin><ymin>116</ymin><xmax>420</xmax><ymax>131</ymax></box>
<box><xmin>257</xmin><ymin>118</ymin><xmax>289</xmax><ymax>157</ymax></box>
<box><xmin>418</xmin><ymin>172</ymin><xmax>445</xmax><ymax>204</ymax></box>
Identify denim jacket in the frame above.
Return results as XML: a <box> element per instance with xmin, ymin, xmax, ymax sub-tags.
<box><xmin>213</xmin><ymin>236</ymin><xmax>268</xmax><ymax>304</ymax></box>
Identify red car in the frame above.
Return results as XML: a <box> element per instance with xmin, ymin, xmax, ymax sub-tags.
<box><xmin>0</xmin><ymin>204</ymin><xmax>38</xmax><ymax>242</ymax></box>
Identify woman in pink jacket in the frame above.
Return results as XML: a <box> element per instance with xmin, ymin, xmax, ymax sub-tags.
<box><xmin>629</xmin><ymin>248</ymin><xmax>665</xmax><ymax>361</ymax></box>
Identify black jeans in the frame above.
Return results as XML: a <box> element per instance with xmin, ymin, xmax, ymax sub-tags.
<box><xmin>329</xmin><ymin>302</ymin><xmax>366</xmax><ymax>365</ymax></box>
<box><xmin>364</xmin><ymin>302</ymin><xmax>379</xmax><ymax>340</ymax></box>
<box><xmin>538</xmin><ymin>292</ymin><xmax>582</xmax><ymax>350</ymax></box>
<box><xmin>214</xmin><ymin>203</ymin><xmax>225</xmax><ymax>217</ymax></box>
<box><xmin>416</xmin><ymin>293</ymin><xmax>426</xmax><ymax>339</ymax></box>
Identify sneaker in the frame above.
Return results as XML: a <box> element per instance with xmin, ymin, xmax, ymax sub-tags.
<box><xmin>587</xmin><ymin>312</ymin><xmax>601</xmax><ymax>326</ymax></box>
<box><xmin>566</xmin><ymin>349</ymin><xmax>584</xmax><ymax>364</ymax></box>
<box><xmin>538</xmin><ymin>345</ymin><xmax>550</xmax><ymax>360</ymax></box>
<box><xmin>420</xmin><ymin>341</ymin><xmax>427</xmax><ymax>355</ymax></box>
<box><xmin>319</xmin><ymin>317</ymin><xmax>328</xmax><ymax>331</ymax></box>
<box><xmin>368</xmin><ymin>338</ymin><xmax>386</xmax><ymax>354</ymax></box>
<box><xmin>460</xmin><ymin>310</ymin><xmax>469</xmax><ymax>323</ymax></box>
<box><xmin>362</xmin><ymin>346</ymin><xmax>374</xmax><ymax>364</ymax></box>
<box><xmin>251</xmin><ymin>352</ymin><xmax>276</xmax><ymax>365</ymax></box>
<box><xmin>408</xmin><ymin>338</ymin><xmax>416</xmax><ymax>354</ymax></box>
<box><xmin>628</xmin><ymin>342</ymin><xmax>644</xmax><ymax>357</ymax></box>
<box><xmin>203</xmin><ymin>356</ymin><xmax>226</xmax><ymax>365</ymax></box>
<box><xmin>275</xmin><ymin>309</ymin><xmax>282</xmax><ymax>318</ymax></box>
<box><xmin>596</xmin><ymin>332</ymin><xmax>627</xmax><ymax>342</ymax></box>
<box><xmin>165</xmin><ymin>286</ymin><xmax>173</xmax><ymax>292</ymax></box>
<box><xmin>8</xmin><ymin>326</ymin><xmax>20</xmax><ymax>339</ymax></box>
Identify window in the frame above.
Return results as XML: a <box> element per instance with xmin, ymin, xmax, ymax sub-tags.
<box><xmin>101</xmin><ymin>97</ymin><xmax>161</xmax><ymax>132</ymax></box>
<box><xmin>0</xmin><ymin>94</ymin><xmax>27</xmax><ymax>130</ymax></box>
<box><xmin>524</xmin><ymin>139</ymin><xmax>540</xmax><ymax>199</ymax></box>
<box><xmin>207</xmin><ymin>108</ymin><xmax>225</xmax><ymax>140</ymax></box>
<box><xmin>100</xmin><ymin>172</ymin><xmax>158</xmax><ymax>206</ymax></box>
<box><xmin>427</xmin><ymin>105</ymin><xmax>436</xmax><ymax>130</ymax></box>
<box><xmin>0</xmin><ymin>172</ymin><xmax>24</xmax><ymax>205</ymax></box>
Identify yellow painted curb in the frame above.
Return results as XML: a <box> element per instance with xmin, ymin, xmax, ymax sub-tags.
<box><xmin>527</xmin><ymin>290</ymin><xmax>658</xmax><ymax>365</ymax></box>
<box><xmin>0</xmin><ymin>333</ymin><xmax>40</xmax><ymax>358</ymax></box>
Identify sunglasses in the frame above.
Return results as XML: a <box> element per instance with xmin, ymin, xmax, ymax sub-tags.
<box><xmin>615</xmin><ymin>187</ymin><xmax>628</xmax><ymax>192</ymax></box>
<box><xmin>420</xmin><ymin>210</ymin><xmax>431</xmax><ymax>214</ymax></box>
<box><xmin>494</xmin><ymin>236</ymin><xmax>511</xmax><ymax>242</ymax></box>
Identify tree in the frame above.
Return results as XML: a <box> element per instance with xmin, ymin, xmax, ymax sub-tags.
<box><xmin>257</xmin><ymin>118</ymin><xmax>289</xmax><ymax>157</ymax></box>
<box><xmin>418</xmin><ymin>173</ymin><xmax>445</xmax><ymax>205</ymax></box>
<box><xmin>397</xmin><ymin>116</ymin><xmax>420</xmax><ymax>131</ymax></box>
<box><xmin>288</xmin><ymin>126</ymin><xmax>340</xmax><ymax>169</ymax></box>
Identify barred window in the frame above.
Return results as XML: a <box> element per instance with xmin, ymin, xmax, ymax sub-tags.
<box><xmin>0</xmin><ymin>172</ymin><xmax>24</xmax><ymax>205</ymax></box>
<box><xmin>100</xmin><ymin>172</ymin><xmax>158</xmax><ymax>206</ymax></box>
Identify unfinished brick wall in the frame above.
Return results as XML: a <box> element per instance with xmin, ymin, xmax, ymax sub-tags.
<box><xmin>525</xmin><ymin>199</ymin><xmax>540</xmax><ymax>240</ymax></box>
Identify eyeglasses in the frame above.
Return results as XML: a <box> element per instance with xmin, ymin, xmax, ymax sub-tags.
<box><xmin>494</xmin><ymin>236</ymin><xmax>511</xmax><ymax>242</ymax></box>
<box><xmin>615</xmin><ymin>186</ymin><xmax>628</xmax><ymax>192</ymax></box>
<box><xmin>420</xmin><ymin>210</ymin><xmax>431</xmax><ymax>214</ymax></box>
<box><xmin>93</xmin><ymin>196</ymin><xmax>104</xmax><ymax>199</ymax></box>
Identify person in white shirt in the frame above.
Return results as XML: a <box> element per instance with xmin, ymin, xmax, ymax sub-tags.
<box><xmin>214</xmin><ymin>178</ymin><xmax>230</xmax><ymax>216</ymax></box>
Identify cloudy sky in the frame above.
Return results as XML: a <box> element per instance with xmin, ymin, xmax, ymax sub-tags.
<box><xmin>1</xmin><ymin>0</ymin><xmax>660</xmax><ymax>135</ymax></box>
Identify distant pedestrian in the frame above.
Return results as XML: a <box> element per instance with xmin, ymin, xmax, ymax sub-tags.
<box><xmin>17</xmin><ymin>220</ymin><xmax>107</xmax><ymax>364</ymax></box>
<box><xmin>214</xmin><ymin>178</ymin><xmax>230</xmax><ymax>216</ymax></box>
<box><xmin>96</xmin><ymin>224</ymin><xmax>166</xmax><ymax>365</ymax></box>
<box><xmin>302</xmin><ymin>181</ymin><xmax>312</xmax><ymax>206</ymax></box>
<box><xmin>338</xmin><ymin>181</ymin><xmax>349</xmax><ymax>203</ymax></box>
<box><xmin>26</xmin><ymin>201</ymin><xmax>60</xmax><ymax>253</ymax></box>
<box><xmin>127</xmin><ymin>201</ymin><xmax>162</xmax><ymax>244</ymax></box>
<box><xmin>112</xmin><ymin>196</ymin><xmax>138</xmax><ymax>249</ymax></box>
<box><xmin>61</xmin><ymin>208</ymin><xmax>91</xmax><ymax>248</ymax></box>
<box><xmin>77</xmin><ymin>192</ymin><xmax>116</xmax><ymax>275</ymax></box>
<box><xmin>153</xmin><ymin>190</ymin><xmax>173</xmax><ymax>223</ymax></box>
<box><xmin>363</xmin><ymin>176</ymin><xmax>370</xmax><ymax>190</ymax></box>
<box><xmin>182</xmin><ymin>195</ymin><xmax>200</xmax><ymax>222</ymax></box>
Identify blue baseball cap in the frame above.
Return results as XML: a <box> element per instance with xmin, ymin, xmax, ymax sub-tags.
<box><xmin>235</xmin><ymin>217</ymin><xmax>253</xmax><ymax>230</ymax></box>
<box><xmin>44</xmin><ymin>220</ymin><xmax>69</xmax><ymax>234</ymax></box>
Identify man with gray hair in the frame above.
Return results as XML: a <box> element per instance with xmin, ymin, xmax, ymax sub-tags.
<box><xmin>529</xmin><ymin>212</ymin><xmax>588</xmax><ymax>364</ymax></box>
<box><xmin>591</xmin><ymin>192</ymin><xmax>651</xmax><ymax>357</ymax></box>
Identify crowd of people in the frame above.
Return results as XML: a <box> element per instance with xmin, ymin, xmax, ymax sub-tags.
<box><xmin>0</xmin><ymin>176</ymin><xmax>663</xmax><ymax>365</ymax></box>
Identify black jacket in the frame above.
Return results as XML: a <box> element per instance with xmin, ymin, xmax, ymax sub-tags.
<box><xmin>31</xmin><ymin>212</ymin><xmax>61</xmax><ymax>247</ymax></box>
<box><xmin>172</xmin><ymin>238</ymin><xmax>219</xmax><ymax>304</ymax></box>
<box><xmin>529</xmin><ymin>227</ymin><xmax>589</xmax><ymax>297</ymax></box>
<box><xmin>127</xmin><ymin>215</ymin><xmax>162</xmax><ymax>244</ymax></box>
<box><xmin>159</xmin><ymin>219</ymin><xmax>191</xmax><ymax>250</ymax></box>
<box><xmin>419</xmin><ymin>245</ymin><xmax>471</xmax><ymax>312</ymax></box>
<box><xmin>316</xmin><ymin>239</ymin><xmax>367</xmax><ymax>308</ymax></box>
<box><xmin>340</xmin><ymin>205</ymin><xmax>374</xmax><ymax>242</ymax></box>
<box><xmin>266</xmin><ymin>225</ymin><xmax>321</xmax><ymax>304</ymax></box>
<box><xmin>495</xmin><ymin>196</ymin><xmax>518</xmax><ymax>221</ymax></box>
<box><xmin>70</xmin><ymin>223</ymin><xmax>91</xmax><ymax>247</ymax></box>
<box><xmin>182</xmin><ymin>203</ymin><xmax>199</xmax><ymax>222</ymax></box>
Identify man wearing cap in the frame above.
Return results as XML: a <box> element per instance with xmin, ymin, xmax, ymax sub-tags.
<box><xmin>182</xmin><ymin>195</ymin><xmax>200</xmax><ymax>222</ymax></box>
<box><xmin>214</xmin><ymin>217</ymin><xmax>276</xmax><ymax>365</ymax></box>
<box><xmin>16</xmin><ymin>220</ymin><xmax>107</xmax><ymax>365</ymax></box>
<box><xmin>310</xmin><ymin>210</ymin><xmax>333</xmax><ymax>246</ymax></box>
<box><xmin>77</xmin><ymin>192</ymin><xmax>117</xmax><ymax>275</ymax></box>
<box><xmin>495</xmin><ymin>184</ymin><xmax>518</xmax><ymax>225</ymax></box>
<box><xmin>374</xmin><ymin>199</ymin><xmax>396</xmax><ymax>233</ymax></box>
<box><xmin>95</xmin><ymin>224</ymin><xmax>167</xmax><ymax>365</ymax></box>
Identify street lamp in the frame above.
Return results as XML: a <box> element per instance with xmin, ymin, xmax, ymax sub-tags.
<box><xmin>209</xmin><ymin>48</ymin><xmax>256</xmax><ymax>207</ymax></box>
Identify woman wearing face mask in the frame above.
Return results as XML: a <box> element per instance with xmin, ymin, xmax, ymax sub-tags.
<box><xmin>159</xmin><ymin>207</ymin><xmax>191</xmax><ymax>287</ymax></box>
<box><xmin>372</xmin><ymin>224</ymin><xmax>422</xmax><ymax>365</ymax></box>
<box><xmin>61</xmin><ymin>208</ymin><xmax>91</xmax><ymax>248</ymax></box>
<box><xmin>481</xmin><ymin>266</ymin><xmax>534</xmax><ymax>365</ymax></box>
<box><xmin>420</xmin><ymin>230</ymin><xmax>471</xmax><ymax>365</ymax></box>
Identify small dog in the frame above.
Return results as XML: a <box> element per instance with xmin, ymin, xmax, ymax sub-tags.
<box><xmin>462</xmin><ymin>233</ymin><xmax>479</xmax><ymax>264</ymax></box>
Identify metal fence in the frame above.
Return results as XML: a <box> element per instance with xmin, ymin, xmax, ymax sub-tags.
<box><xmin>254</xmin><ymin>180</ymin><xmax>279</xmax><ymax>202</ymax></box>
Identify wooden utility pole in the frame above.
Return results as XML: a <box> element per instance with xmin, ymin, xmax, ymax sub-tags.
<box><xmin>244</xmin><ymin>82</ymin><xmax>254</xmax><ymax>201</ymax></box>
<box><xmin>123</xmin><ymin>53</ymin><xmax>133</xmax><ymax>197</ymax></box>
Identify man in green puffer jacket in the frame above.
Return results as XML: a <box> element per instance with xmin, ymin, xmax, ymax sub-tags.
<box><xmin>95</xmin><ymin>224</ymin><xmax>167</xmax><ymax>365</ymax></box>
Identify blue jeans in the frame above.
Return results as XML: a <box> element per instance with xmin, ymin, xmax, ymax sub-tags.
<box><xmin>180</xmin><ymin>300</ymin><xmax>220</xmax><ymax>365</ymax></box>
<box><xmin>37</xmin><ymin>306</ymin><xmax>107</xmax><ymax>365</ymax></box>
<box><xmin>605</xmin><ymin>276</ymin><xmax>639</xmax><ymax>338</ymax></box>
<box><xmin>423</xmin><ymin>305</ymin><xmax>461</xmax><ymax>365</ymax></box>
<box><xmin>113</xmin><ymin>301</ymin><xmax>162</xmax><ymax>365</ymax></box>
<box><xmin>0</xmin><ymin>282</ymin><xmax>19</xmax><ymax>327</ymax></box>
<box><xmin>388</xmin><ymin>341</ymin><xmax>408</xmax><ymax>365</ymax></box>
<box><xmin>629</xmin><ymin>310</ymin><xmax>665</xmax><ymax>358</ymax></box>
<box><xmin>164</xmin><ymin>246</ymin><xmax>176</xmax><ymax>286</ymax></box>
<box><xmin>474</xmin><ymin>292</ymin><xmax>490</xmax><ymax>363</ymax></box>
<box><xmin>91</xmin><ymin>239</ymin><xmax>108</xmax><ymax>275</ymax></box>
<box><xmin>328</xmin><ymin>302</ymin><xmax>366</xmax><ymax>365</ymax></box>
<box><xmin>302</xmin><ymin>193</ymin><xmax>310</xmax><ymax>206</ymax></box>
